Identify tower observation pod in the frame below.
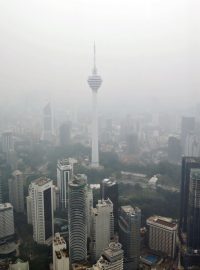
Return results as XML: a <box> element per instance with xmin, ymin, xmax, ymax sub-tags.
<box><xmin>87</xmin><ymin>44</ymin><xmax>102</xmax><ymax>168</ymax></box>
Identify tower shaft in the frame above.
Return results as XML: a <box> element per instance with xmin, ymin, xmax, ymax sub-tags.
<box><xmin>92</xmin><ymin>91</ymin><xmax>99</xmax><ymax>167</ymax></box>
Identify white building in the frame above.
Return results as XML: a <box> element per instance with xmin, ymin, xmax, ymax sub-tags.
<box><xmin>147</xmin><ymin>215</ymin><xmax>177</xmax><ymax>258</ymax></box>
<box><xmin>8</xmin><ymin>170</ymin><xmax>24</xmax><ymax>213</ymax></box>
<box><xmin>26</xmin><ymin>195</ymin><xmax>32</xmax><ymax>225</ymax></box>
<box><xmin>91</xmin><ymin>199</ymin><xmax>114</xmax><ymax>261</ymax></box>
<box><xmin>68</xmin><ymin>175</ymin><xmax>87</xmax><ymax>263</ymax></box>
<box><xmin>57</xmin><ymin>159</ymin><xmax>73</xmax><ymax>209</ymax></box>
<box><xmin>28</xmin><ymin>178</ymin><xmax>54</xmax><ymax>244</ymax></box>
<box><xmin>93</xmin><ymin>241</ymin><xmax>124</xmax><ymax>270</ymax></box>
<box><xmin>53</xmin><ymin>233</ymin><xmax>69</xmax><ymax>270</ymax></box>
<box><xmin>0</xmin><ymin>203</ymin><xmax>14</xmax><ymax>240</ymax></box>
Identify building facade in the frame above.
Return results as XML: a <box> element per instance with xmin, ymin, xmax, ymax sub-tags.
<box><xmin>8</xmin><ymin>170</ymin><xmax>24</xmax><ymax>213</ymax></box>
<box><xmin>0</xmin><ymin>203</ymin><xmax>14</xmax><ymax>240</ymax></box>
<box><xmin>118</xmin><ymin>205</ymin><xmax>141</xmax><ymax>270</ymax></box>
<box><xmin>57</xmin><ymin>159</ymin><xmax>73</xmax><ymax>209</ymax></box>
<box><xmin>28</xmin><ymin>178</ymin><xmax>54</xmax><ymax>244</ymax></box>
<box><xmin>147</xmin><ymin>216</ymin><xmax>177</xmax><ymax>258</ymax></box>
<box><xmin>91</xmin><ymin>199</ymin><xmax>114</xmax><ymax>261</ymax></box>
<box><xmin>68</xmin><ymin>175</ymin><xmax>87</xmax><ymax>263</ymax></box>
<box><xmin>53</xmin><ymin>233</ymin><xmax>69</xmax><ymax>270</ymax></box>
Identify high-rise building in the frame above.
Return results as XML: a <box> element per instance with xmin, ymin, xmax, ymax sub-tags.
<box><xmin>93</xmin><ymin>241</ymin><xmax>124</xmax><ymax>270</ymax></box>
<box><xmin>2</xmin><ymin>131</ymin><xmax>14</xmax><ymax>154</ymax></box>
<box><xmin>57</xmin><ymin>159</ymin><xmax>73</xmax><ymax>209</ymax></box>
<box><xmin>168</xmin><ymin>136</ymin><xmax>181</xmax><ymax>163</ymax></box>
<box><xmin>181</xmin><ymin>116</ymin><xmax>195</xmax><ymax>153</ymax></box>
<box><xmin>180</xmin><ymin>157</ymin><xmax>200</xmax><ymax>234</ymax></box>
<box><xmin>68</xmin><ymin>174</ymin><xmax>87</xmax><ymax>263</ymax></box>
<box><xmin>0</xmin><ymin>170</ymin><xmax>2</xmax><ymax>204</ymax></box>
<box><xmin>8</xmin><ymin>170</ymin><xmax>24</xmax><ymax>213</ymax></box>
<box><xmin>90</xmin><ymin>199</ymin><xmax>114</xmax><ymax>261</ymax></box>
<box><xmin>184</xmin><ymin>133</ymin><xmax>200</xmax><ymax>157</ymax></box>
<box><xmin>28</xmin><ymin>177</ymin><xmax>54</xmax><ymax>244</ymax></box>
<box><xmin>41</xmin><ymin>102</ymin><xmax>54</xmax><ymax>142</ymax></box>
<box><xmin>53</xmin><ymin>232</ymin><xmax>69</xmax><ymax>270</ymax></box>
<box><xmin>101</xmin><ymin>178</ymin><xmax>119</xmax><ymax>232</ymax></box>
<box><xmin>26</xmin><ymin>195</ymin><xmax>32</xmax><ymax>225</ymax></box>
<box><xmin>87</xmin><ymin>44</ymin><xmax>102</xmax><ymax>168</ymax></box>
<box><xmin>147</xmin><ymin>216</ymin><xmax>177</xmax><ymax>258</ymax></box>
<box><xmin>86</xmin><ymin>185</ymin><xmax>93</xmax><ymax>238</ymax></box>
<box><xmin>118</xmin><ymin>205</ymin><xmax>141</xmax><ymax>270</ymax></box>
<box><xmin>0</xmin><ymin>203</ymin><xmax>14</xmax><ymax>240</ymax></box>
<box><xmin>59</xmin><ymin>122</ymin><xmax>71</xmax><ymax>147</ymax></box>
<box><xmin>187</xmin><ymin>168</ymin><xmax>200</xmax><ymax>251</ymax></box>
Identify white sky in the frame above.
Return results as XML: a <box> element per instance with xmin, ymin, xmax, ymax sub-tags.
<box><xmin>0</xmin><ymin>0</ymin><xmax>199</xmax><ymax>112</ymax></box>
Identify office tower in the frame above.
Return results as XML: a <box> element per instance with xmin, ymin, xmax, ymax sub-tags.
<box><xmin>101</xmin><ymin>178</ymin><xmax>119</xmax><ymax>232</ymax></box>
<box><xmin>68</xmin><ymin>175</ymin><xmax>87</xmax><ymax>263</ymax></box>
<box><xmin>8</xmin><ymin>170</ymin><xmax>24</xmax><ymax>213</ymax></box>
<box><xmin>0</xmin><ymin>203</ymin><xmax>14</xmax><ymax>240</ymax></box>
<box><xmin>93</xmin><ymin>241</ymin><xmax>124</xmax><ymax>270</ymax></box>
<box><xmin>187</xmin><ymin>168</ymin><xmax>200</xmax><ymax>251</ymax></box>
<box><xmin>184</xmin><ymin>133</ymin><xmax>200</xmax><ymax>157</ymax></box>
<box><xmin>53</xmin><ymin>233</ymin><xmax>69</xmax><ymax>270</ymax></box>
<box><xmin>181</xmin><ymin>116</ymin><xmax>195</xmax><ymax>153</ymax></box>
<box><xmin>9</xmin><ymin>259</ymin><xmax>29</xmax><ymax>270</ymax></box>
<box><xmin>168</xmin><ymin>136</ymin><xmax>181</xmax><ymax>163</ymax></box>
<box><xmin>41</xmin><ymin>102</ymin><xmax>54</xmax><ymax>142</ymax></box>
<box><xmin>53</xmin><ymin>185</ymin><xmax>60</xmax><ymax>211</ymax></box>
<box><xmin>147</xmin><ymin>216</ymin><xmax>177</xmax><ymax>258</ymax></box>
<box><xmin>87</xmin><ymin>44</ymin><xmax>102</xmax><ymax>168</ymax></box>
<box><xmin>59</xmin><ymin>122</ymin><xmax>71</xmax><ymax>146</ymax></box>
<box><xmin>2</xmin><ymin>131</ymin><xmax>14</xmax><ymax>154</ymax></box>
<box><xmin>0</xmin><ymin>170</ymin><xmax>2</xmax><ymax>203</ymax></box>
<box><xmin>57</xmin><ymin>159</ymin><xmax>73</xmax><ymax>209</ymax></box>
<box><xmin>118</xmin><ymin>205</ymin><xmax>141</xmax><ymax>270</ymax></box>
<box><xmin>180</xmin><ymin>157</ymin><xmax>200</xmax><ymax>234</ymax></box>
<box><xmin>29</xmin><ymin>177</ymin><xmax>54</xmax><ymax>244</ymax></box>
<box><xmin>26</xmin><ymin>195</ymin><xmax>32</xmax><ymax>225</ymax></box>
<box><xmin>86</xmin><ymin>185</ymin><xmax>93</xmax><ymax>238</ymax></box>
<box><xmin>91</xmin><ymin>199</ymin><xmax>114</xmax><ymax>261</ymax></box>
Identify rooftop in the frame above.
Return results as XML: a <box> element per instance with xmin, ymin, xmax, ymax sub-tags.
<box><xmin>33</xmin><ymin>177</ymin><xmax>52</xmax><ymax>186</ymax></box>
<box><xmin>0</xmin><ymin>203</ymin><xmax>13</xmax><ymax>210</ymax></box>
<box><xmin>147</xmin><ymin>216</ymin><xmax>177</xmax><ymax>229</ymax></box>
<box><xmin>102</xmin><ymin>178</ymin><xmax>116</xmax><ymax>187</ymax></box>
<box><xmin>121</xmin><ymin>205</ymin><xmax>141</xmax><ymax>216</ymax></box>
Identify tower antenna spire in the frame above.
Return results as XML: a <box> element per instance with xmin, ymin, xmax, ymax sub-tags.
<box><xmin>93</xmin><ymin>41</ymin><xmax>97</xmax><ymax>74</ymax></box>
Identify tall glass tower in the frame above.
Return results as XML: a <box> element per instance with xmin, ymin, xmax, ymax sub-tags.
<box><xmin>87</xmin><ymin>44</ymin><xmax>102</xmax><ymax>168</ymax></box>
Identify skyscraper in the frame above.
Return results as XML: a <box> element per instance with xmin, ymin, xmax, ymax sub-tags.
<box><xmin>0</xmin><ymin>170</ymin><xmax>2</xmax><ymax>204</ymax></box>
<box><xmin>41</xmin><ymin>102</ymin><xmax>54</xmax><ymax>143</ymax></box>
<box><xmin>87</xmin><ymin>44</ymin><xmax>102</xmax><ymax>168</ymax></box>
<box><xmin>0</xmin><ymin>203</ymin><xmax>14</xmax><ymax>240</ymax></box>
<box><xmin>28</xmin><ymin>177</ymin><xmax>54</xmax><ymax>244</ymax></box>
<box><xmin>101</xmin><ymin>178</ymin><xmax>119</xmax><ymax>232</ymax></box>
<box><xmin>93</xmin><ymin>241</ymin><xmax>124</xmax><ymax>270</ymax></box>
<box><xmin>53</xmin><ymin>232</ymin><xmax>69</xmax><ymax>270</ymax></box>
<box><xmin>181</xmin><ymin>117</ymin><xmax>195</xmax><ymax>153</ymax></box>
<box><xmin>118</xmin><ymin>205</ymin><xmax>141</xmax><ymax>270</ymax></box>
<box><xmin>8</xmin><ymin>170</ymin><xmax>24</xmax><ymax>213</ymax></box>
<box><xmin>57</xmin><ymin>159</ymin><xmax>73</xmax><ymax>209</ymax></box>
<box><xmin>91</xmin><ymin>199</ymin><xmax>114</xmax><ymax>261</ymax></box>
<box><xmin>68</xmin><ymin>174</ymin><xmax>87</xmax><ymax>263</ymax></box>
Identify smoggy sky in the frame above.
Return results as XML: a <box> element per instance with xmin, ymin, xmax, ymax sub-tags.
<box><xmin>0</xmin><ymin>0</ymin><xmax>200</xmax><ymax>113</ymax></box>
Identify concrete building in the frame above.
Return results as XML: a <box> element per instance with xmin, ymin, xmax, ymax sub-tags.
<box><xmin>8</xmin><ymin>170</ymin><xmax>24</xmax><ymax>213</ymax></box>
<box><xmin>28</xmin><ymin>177</ymin><xmax>54</xmax><ymax>244</ymax></box>
<box><xmin>41</xmin><ymin>102</ymin><xmax>54</xmax><ymax>143</ymax></box>
<box><xmin>101</xmin><ymin>178</ymin><xmax>119</xmax><ymax>232</ymax></box>
<box><xmin>0</xmin><ymin>203</ymin><xmax>14</xmax><ymax>240</ymax></box>
<box><xmin>86</xmin><ymin>185</ymin><xmax>93</xmax><ymax>238</ymax></box>
<box><xmin>147</xmin><ymin>216</ymin><xmax>177</xmax><ymax>258</ymax></box>
<box><xmin>181</xmin><ymin>116</ymin><xmax>195</xmax><ymax>154</ymax></box>
<box><xmin>53</xmin><ymin>232</ymin><xmax>69</xmax><ymax>270</ymax></box>
<box><xmin>91</xmin><ymin>199</ymin><xmax>114</xmax><ymax>261</ymax></box>
<box><xmin>93</xmin><ymin>241</ymin><xmax>124</xmax><ymax>270</ymax></box>
<box><xmin>57</xmin><ymin>159</ymin><xmax>73</xmax><ymax>209</ymax></box>
<box><xmin>26</xmin><ymin>195</ymin><xmax>32</xmax><ymax>225</ymax></box>
<box><xmin>2</xmin><ymin>131</ymin><xmax>14</xmax><ymax>154</ymax></box>
<box><xmin>87</xmin><ymin>44</ymin><xmax>102</xmax><ymax>168</ymax></box>
<box><xmin>9</xmin><ymin>259</ymin><xmax>29</xmax><ymax>270</ymax></box>
<box><xmin>118</xmin><ymin>205</ymin><xmax>141</xmax><ymax>270</ymax></box>
<box><xmin>68</xmin><ymin>175</ymin><xmax>87</xmax><ymax>263</ymax></box>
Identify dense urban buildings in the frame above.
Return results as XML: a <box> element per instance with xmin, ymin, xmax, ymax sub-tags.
<box><xmin>87</xmin><ymin>44</ymin><xmax>102</xmax><ymax>168</ymax></box>
<box><xmin>8</xmin><ymin>170</ymin><xmax>24</xmax><ymax>213</ymax></box>
<box><xmin>53</xmin><ymin>233</ymin><xmax>69</xmax><ymax>270</ymax></box>
<box><xmin>90</xmin><ymin>199</ymin><xmax>114</xmax><ymax>261</ymax></box>
<box><xmin>118</xmin><ymin>205</ymin><xmax>141</xmax><ymax>270</ymax></box>
<box><xmin>68</xmin><ymin>174</ymin><xmax>87</xmax><ymax>263</ymax></box>
<box><xmin>0</xmin><ymin>203</ymin><xmax>14</xmax><ymax>240</ymax></box>
<box><xmin>57</xmin><ymin>159</ymin><xmax>73</xmax><ymax>209</ymax></box>
<box><xmin>147</xmin><ymin>215</ymin><xmax>177</xmax><ymax>258</ymax></box>
<box><xmin>101</xmin><ymin>178</ymin><xmax>119</xmax><ymax>232</ymax></box>
<box><xmin>28</xmin><ymin>177</ymin><xmax>54</xmax><ymax>244</ymax></box>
